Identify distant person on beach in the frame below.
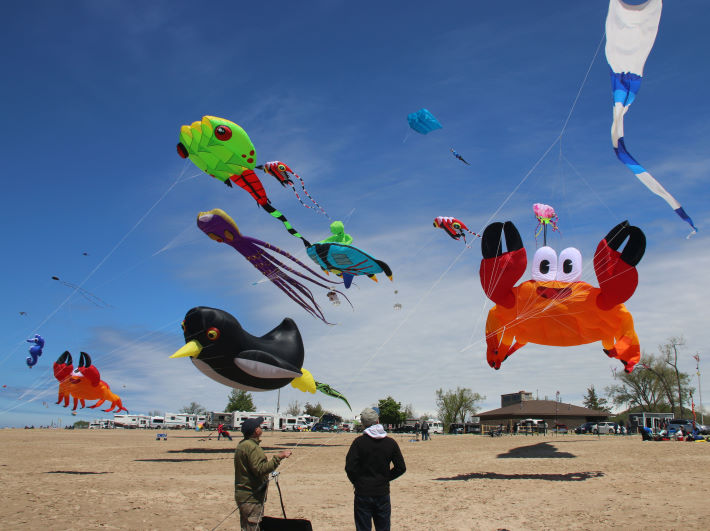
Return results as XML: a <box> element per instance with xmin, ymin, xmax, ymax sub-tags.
<box><xmin>234</xmin><ymin>416</ymin><xmax>292</xmax><ymax>531</ymax></box>
<box><xmin>421</xmin><ymin>420</ymin><xmax>430</xmax><ymax>441</ymax></box>
<box><xmin>346</xmin><ymin>407</ymin><xmax>406</xmax><ymax>531</ymax></box>
<box><xmin>217</xmin><ymin>423</ymin><xmax>232</xmax><ymax>441</ymax></box>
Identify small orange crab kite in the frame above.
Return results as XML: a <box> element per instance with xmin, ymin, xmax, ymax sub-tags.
<box><xmin>53</xmin><ymin>351</ymin><xmax>127</xmax><ymax>412</ymax></box>
<box><xmin>479</xmin><ymin>220</ymin><xmax>645</xmax><ymax>373</ymax></box>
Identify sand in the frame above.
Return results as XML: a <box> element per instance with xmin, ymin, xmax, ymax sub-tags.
<box><xmin>0</xmin><ymin>428</ymin><xmax>707</xmax><ymax>530</ymax></box>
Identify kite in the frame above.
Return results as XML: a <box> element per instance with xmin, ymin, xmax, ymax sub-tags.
<box><xmin>479</xmin><ymin>220</ymin><xmax>645</xmax><ymax>373</ymax></box>
<box><xmin>533</xmin><ymin>203</ymin><xmax>560</xmax><ymax>245</ymax></box>
<box><xmin>450</xmin><ymin>148</ymin><xmax>471</xmax><ymax>165</ymax></box>
<box><xmin>605</xmin><ymin>0</ymin><xmax>696</xmax><ymax>235</ymax></box>
<box><xmin>53</xmin><ymin>351</ymin><xmax>128</xmax><ymax>412</ymax></box>
<box><xmin>327</xmin><ymin>291</ymin><xmax>341</xmax><ymax>305</ymax></box>
<box><xmin>26</xmin><ymin>334</ymin><xmax>44</xmax><ymax>368</ymax></box>
<box><xmin>178</xmin><ymin>116</ymin><xmax>313</xmax><ymax>245</ymax></box>
<box><xmin>52</xmin><ymin>276</ymin><xmax>110</xmax><ymax>308</ymax></box>
<box><xmin>197</xmin><ymin>208</ymin><xmax>349</xmax><ymax>324</ymax></box>
<box><xmin>407</xmin><ymin>109</ymin><xmax>442</xmax><ymax>135</ymax></box>
<box><xmin>171</xmin><ymin>307</ymin><xmax>351</xmax><ymax>407</ymax></box>
<box><xmin>257</xmin><ymin>161</ymin><xmax>330</xmax><ymax>218</ymax></box>
<box><xmin>306</xmin><ymin>223</ymin><xmax>392</xmax><ymax>288</ymax></box>
<box><xmin>433</xmin><ymin>216</ymin><xmax>481</xmax><ymax>243</ymax></box>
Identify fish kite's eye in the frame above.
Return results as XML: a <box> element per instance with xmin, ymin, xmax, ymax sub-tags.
<box><xmin>177</xmin><ymin>143</ymin><xmax>189</xmax><ymax>159</ymax></box>
<box><xmin>277</xmin><ymin>164</ymin><xmax>286</xmax><ymax>171</ymax></box>
<box><xmin>452</xmin><ymin>222</ymin><xmax>461</xmax><ymax>230</ymax></box>
<box><xmin>181</xmin><ymin>321</ymin><xmax>186</xmax><ymax>332</ymax></box>
<box><xmin>214</xmin><ymin>125</ymin><xmax>232</xmax><ymax>141</ymax></box>
<box><xmin>532</xmin><ymin>246</ymin><xmax>557</xmax><ymax>282</ymax></box>
<box><xmin>206</xmin><ymin>327</ymin><xmax>220</xmax><ymax>341</ymax></box>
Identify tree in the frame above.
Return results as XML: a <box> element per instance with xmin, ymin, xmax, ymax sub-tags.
<box><xmin>147</xmin><ymin>410</ymin><xmax>163</xmax><ymax>417</ymax></box>
<box><xmin>73</xmin><ymin>420</ymin><xmax>89</xmax><ymax>429</ymax></box>
<box><xmin>180</xmin><ymin>402</ymin><xmax>207</xmax><ymax>415</ymax></box>
<box><xmin>303</xmin><ymin>402</ymin><xmax>324</xmax><ymax>418</ymax></box>
<box><xmin>660</xmin><ymin>336</ymin><xmax>692</xmax><ymax>417</ymax></box>
<box><xmin>582</xmin><ymin>385</ymin><xmax>609</xmax><ymax>411</ymax></box>
<box><xmin>285</xmin><ymin>400</ymin><xmax>301</xmax><ymax>416</ymax></box>
<box><xmin>378</xmin><ymin>396</ymin><xmax>405</xmax><ymax>426</ymax></box>
<box><xmin>402</xmin><ymin>403</ymin><xmax>416</xmax><ymax>419</ymax></box>
<box><xmin>606</xmin><ymin>349</ymin><xmax>693</xmax><ymax>415</ymax></box>
<box><xmin>225</xmin><ymin>389</ymin><xmax>256</xmax><ymax>412</ymax></box>
<box><xmin>435</xmin><ymin>387</ymin><xmax>484</xmax><ymax>432</ymax></box>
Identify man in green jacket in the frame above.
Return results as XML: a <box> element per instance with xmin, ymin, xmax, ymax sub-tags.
<box><xmin>234</xmin><ymin>417</ymin><xmax>292</xmax><ymax>530</ymax></box>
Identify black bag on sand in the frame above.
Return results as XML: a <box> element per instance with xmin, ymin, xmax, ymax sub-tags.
<box><xmin>260</xmin><ymin>515</ymin><xmax>313</xmax><ymax>530</ymax></box>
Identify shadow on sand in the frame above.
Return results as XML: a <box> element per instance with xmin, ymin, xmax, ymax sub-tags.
<box><xmin>435</xmin><ymin>471</ymin><xmax>604</xmax><ymax>482</ymax></box>
<box><xmin>497</xmin><ymin>442</ymin><xmax>575</xmax><ymax>459</ymax></box>
<box><xmin>46</xmin><ymin>470</ymin><xmax>111</xmax><ymax>475</ymax></box>
<box><xmin>134</xmin><ymin>458</ymin><xmax>215</xmax><ymax>462</ymax></box>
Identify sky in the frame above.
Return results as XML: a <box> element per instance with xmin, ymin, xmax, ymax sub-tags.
<box><xmin>1</xmin><ymin>0</ymin><xmax>709</xmax><ymax>428</ymax></box>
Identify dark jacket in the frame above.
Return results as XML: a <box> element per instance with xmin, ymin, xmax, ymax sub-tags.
<box><xmin>345</xmin><ymin>432</ymin><xmax>406</xmax><ymax>496</ymax></box>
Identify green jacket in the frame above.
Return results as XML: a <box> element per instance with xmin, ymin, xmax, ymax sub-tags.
<box><xmin>234</xmin><ymin>437</ymin><xmax>282</xmax><ymax>504</ymax></box>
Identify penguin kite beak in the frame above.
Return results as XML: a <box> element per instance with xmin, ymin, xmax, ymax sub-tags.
<box><xmin>170</xmin><ymin>340</ymin><xmax>203</xmax><ymax>359</ymax></box>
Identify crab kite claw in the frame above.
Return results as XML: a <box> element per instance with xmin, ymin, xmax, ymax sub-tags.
<box><xmin>479</xmin><ymin>221</ymin><xmax>527</xmax><ymax>308</ymax></box>
<box><xmin>594</xmin><ymin>220</ymin><xmax>646</xmax><ymax>311</ymax></box>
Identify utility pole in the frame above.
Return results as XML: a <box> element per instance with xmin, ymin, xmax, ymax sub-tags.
<box><xmin>693</xmin><ymin>354</ymin><xmax>703</xmax><ymax>424</ymax></box>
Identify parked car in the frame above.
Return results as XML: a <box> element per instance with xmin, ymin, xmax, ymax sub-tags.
<box><xmin>311</xmin><ymin>422</ymin><xmax>335</xmax><ymax>432</ymax></box>
<box><xmin>593</xmin><ymin>422</ymin><xmax>618</xmax><ymax>434</ymax></box>
<box><xmin>574</xmin><ymin>422</ymin><xmax>596</xmax><ymax>434</ymax></box>
<box><xmin>552</xmin><ymin>424</ymin><xmax>568</xmax><ymax>434</ymax></box>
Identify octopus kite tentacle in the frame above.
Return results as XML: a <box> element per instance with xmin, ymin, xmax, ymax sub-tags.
<box><xmin>250</xmin><ymin>237</ymin><xmax>352</xmax><ymax>309</ymax></box>
<box><xmin>197</xmin><ymin>209</ymin><xmax>350</xmax><ymax>323</ymax></box>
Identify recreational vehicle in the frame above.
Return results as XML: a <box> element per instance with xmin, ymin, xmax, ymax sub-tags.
<box><xmin>206</xmin><ymin>411</ymin><xmax>233</xmax><ymax>430</ymax></box>
<box><xmin>113</xmin><ymin>414</ymin><xmax>150</xmax><ymax>429</ymax></box>
<box><xmin>163</xmin><ymin>413</ymin><xmax>204</xmax><ymax>429</ymax></box>
<box><xmin>426</xmin><ymin>419</ymin><xmax>443</xmax><ymax>434</ymax></box>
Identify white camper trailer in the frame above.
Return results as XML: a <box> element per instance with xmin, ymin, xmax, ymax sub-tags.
<box><xmin>113</xmin><ymin>414</ymin><xmax>150</xmax><ymax>429</ymax></box>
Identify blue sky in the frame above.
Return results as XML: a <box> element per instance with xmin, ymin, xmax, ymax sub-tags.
<box><xmin>1</xmin><ymin>1</ymin><xmax>708</xmax><ymax>427</ymax></box>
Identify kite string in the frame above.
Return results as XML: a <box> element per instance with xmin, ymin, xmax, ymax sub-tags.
<box><xmin>0</xmin><ymin>162</ymin><xmax>192</xmax><ymax>373</ymax></box>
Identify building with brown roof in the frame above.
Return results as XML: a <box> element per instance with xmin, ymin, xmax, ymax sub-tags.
<box><xmin>478</xmin><ymin>391</ymin><xmax>609</xmax><ymax>431</ymax></box>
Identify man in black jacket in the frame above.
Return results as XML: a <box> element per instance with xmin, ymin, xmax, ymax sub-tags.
<box><xmin>345</xmin><ymin>407</ymin><xmax>406</xmax><ymax>531</ymax></box>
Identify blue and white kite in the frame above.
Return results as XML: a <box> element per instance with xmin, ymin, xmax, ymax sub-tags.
<box><xmin>605</xmin><ymin>0</ymin><xmax>697</xmax><ymax>236</ymax></box>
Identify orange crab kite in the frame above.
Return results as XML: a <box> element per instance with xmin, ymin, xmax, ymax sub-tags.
<box><xmin>54</xmin><ymin>351</ymin><xmax>128</xmax><ymax>412</ymax></box>
<box><xmin>479</xmin><ymin>220</ymin><xmax>645</xmax><ymax>373</ymax></box>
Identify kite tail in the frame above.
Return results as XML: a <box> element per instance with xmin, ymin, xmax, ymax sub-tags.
<box><xmin>290</xmin><ymin>172</ymin><xmax>330</xmax><ymax>219</ymax></box>
<box><xmin>261</xmin><ymin>203</ymin><xmax>312</xmax><ymax>247</ymax></box>
<box><xmin>613</xmin><ymin>137</ymin><xmax>697</xmax><ymax>236</ymax></box>
<box><xmin>315</xmin><ymin>381</ymin><xmax>351</xmax><ymax>410</ymax></box>
<box><xmin>608</xmin><ymin>71</ymin><xmax>697</xmax><ymax>236</ymax></box>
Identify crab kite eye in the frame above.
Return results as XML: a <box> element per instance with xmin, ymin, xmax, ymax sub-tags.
<box><xmin>214</xmin><ymin>125</ymin><xmax>232</xmax><ymax>141</ymax></box>
<box><xmin>556</xmin><ymin>247</ymin><xmax>582</xmax><ymax>282</ymax></box>
<box><xmin>206</xmin><ymin>327</ymin><xmax>220</xmax><ymax>341</ymax></box>
<box><xmin>532</xmin><ymin>246</ymin><xmax>557</xmax><ymax>282</ymax></box>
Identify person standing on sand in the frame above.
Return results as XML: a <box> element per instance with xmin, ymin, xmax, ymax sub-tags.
<box><xmin>346</xmin><ymin>407</ymin><xmax>406</xmax><ymax>531</ymax></box>
<box><xmin>234</xmin><ymin>417</ymin><xmax>292</xmax><ymax>530</ymax></box>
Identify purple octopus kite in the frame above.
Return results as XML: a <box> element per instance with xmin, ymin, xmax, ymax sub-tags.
<box><xmin>197</xmin><ymin>208</ymin><xmax>349</xmax><ymax>323</ymax></box>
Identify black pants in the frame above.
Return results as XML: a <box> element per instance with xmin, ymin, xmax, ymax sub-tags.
<box><xmin>354</xmin><ymin>494</ymin><xmax>391</xmax><ymax>531</ymax></box>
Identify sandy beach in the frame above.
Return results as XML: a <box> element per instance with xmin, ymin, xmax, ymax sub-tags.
<box><xmin>0</xmin><ymin>429</ymin><xmax>707</xmax><ymax>530</ymax></box>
